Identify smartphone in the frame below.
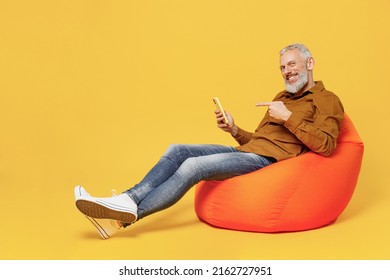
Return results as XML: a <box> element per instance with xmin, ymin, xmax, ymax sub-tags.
<box><xmin>213</xmin><ymin>97</ymin><xmax>228</xmax><ymax>124</ymax></box>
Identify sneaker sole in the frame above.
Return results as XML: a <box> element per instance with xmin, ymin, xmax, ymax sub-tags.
<box><xmin>76</xmin><ymin>200</ymin><xmax>137</xmax><ymax>224</ymax></box>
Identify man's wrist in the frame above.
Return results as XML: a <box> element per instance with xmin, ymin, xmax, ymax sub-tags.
<box><xmin>231</xmin><ymin>125</ymin><xmax>238</xmax><ymax>136</ymax></box>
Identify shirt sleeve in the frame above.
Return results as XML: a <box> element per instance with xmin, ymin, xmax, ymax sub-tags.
<box><xmin>232</xmin><ymin>127</ymin><xmax>253</xmax><ymax>145</ymax></box>
<box><xmin>283</xmin><ymin>94</ymin><xmax>344</xmax><ymax>156</ymax></box>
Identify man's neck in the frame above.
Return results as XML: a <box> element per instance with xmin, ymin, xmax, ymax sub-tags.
<box><xmin>296</xmin><ymin>80</ymin><xmax>315</xmax><ymax>95</ymax></box>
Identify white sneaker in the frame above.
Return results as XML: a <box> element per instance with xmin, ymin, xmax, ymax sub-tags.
<box><xmin>85</xmin><ymin>216</ymin><xmax>122</xmax><ymax>239</ymax></box>
<box><xmin>74</xmin><ymin>185</ymin><xmax>138</xmax><ymax>224</ymax></box>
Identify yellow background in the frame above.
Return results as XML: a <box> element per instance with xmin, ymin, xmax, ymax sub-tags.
<box><xmin>0</xmin><ymin>0</ymin><xmax>389</xmax><ymax>259</ymax></box>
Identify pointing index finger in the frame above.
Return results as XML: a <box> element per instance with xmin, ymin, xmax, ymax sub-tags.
<box><xmin>256</xmin><ymin>102</ymin><xmax>273</xmax><ymax>107</ymax></box>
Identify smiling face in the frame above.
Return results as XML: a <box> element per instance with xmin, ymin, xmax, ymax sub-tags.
<box><xmin>279</xmin><ymin>48</ymin><xmax>314</xmax><ymax>94</ymax></box>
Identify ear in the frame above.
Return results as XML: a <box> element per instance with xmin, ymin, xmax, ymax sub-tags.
<box><xmin>307</xmin><ymin>57</ymin><xmax>315</xmax><ymax>71</ymax></box>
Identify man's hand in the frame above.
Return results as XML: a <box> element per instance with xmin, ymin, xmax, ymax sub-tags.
<box><xmin>256</xmin><ymin>101</ymin><xmax>292</xmax><ymax>122</ymax></box>
<box><xmin>215</xmin><ymin>110</ymin><xmax>238</xmax><ymax>136</ymax></box>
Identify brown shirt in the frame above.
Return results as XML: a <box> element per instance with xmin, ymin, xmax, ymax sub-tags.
<box><xmin>234</xmin><ymin>81</ymin><xmax>344</xmax><ymax>161</ymax></box>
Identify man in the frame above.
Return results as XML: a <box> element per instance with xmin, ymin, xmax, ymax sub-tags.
<box><xmin>74</xmin><ymin>43</ymin><xmax>344</xmax><ymax>239</ymax></box>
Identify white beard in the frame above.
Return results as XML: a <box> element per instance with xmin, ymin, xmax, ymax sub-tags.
<box><xmin>285</xmin><ymin>69</ymin><xmax>308</xmax><ymax>94</ymax></box>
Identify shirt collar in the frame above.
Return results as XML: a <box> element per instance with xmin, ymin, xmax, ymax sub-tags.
<box><xmin>282</xmin><ymin>81</ymin><xmax>325</xmax><ymax>98</ymax></box>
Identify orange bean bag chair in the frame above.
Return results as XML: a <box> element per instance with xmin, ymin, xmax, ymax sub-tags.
<box><xmin>194</xmin><ymin>114</ymin><xmax>364</xmax><ymax>232</ymax></box>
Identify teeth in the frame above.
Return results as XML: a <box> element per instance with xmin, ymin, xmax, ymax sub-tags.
<box><xmin>287</xmin><ymin>75</ymin><xmax>296</xmax><ymax>81</ymax></box>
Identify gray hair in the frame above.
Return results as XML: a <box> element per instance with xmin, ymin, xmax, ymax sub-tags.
<box><xmin>280</xmin><ymin>43</ymin><xmax>312</xmax><ymax>60</ymax></box>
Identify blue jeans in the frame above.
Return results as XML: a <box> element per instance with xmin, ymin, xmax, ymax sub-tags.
<box><xmin>125</xmin><ymin>144</ymin><xmax>275</xmax><ymax>220</ymax></box>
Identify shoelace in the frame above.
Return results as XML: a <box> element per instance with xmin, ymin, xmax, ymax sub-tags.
<box><xmin>111</xmin><ymin>189</ymin><xmax>118</xmax><ymax>197</ymax></box>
